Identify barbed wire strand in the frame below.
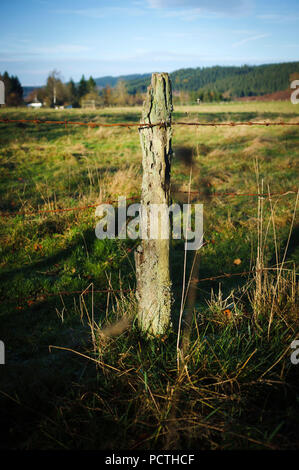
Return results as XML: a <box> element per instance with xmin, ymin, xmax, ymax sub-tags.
<box><xmin>8</xmin><ymin>265</ymin><xmax>298</xmax><ymax>309</ymax></box>
<box><xmin>11</xmin><ymin>288</ymin><xmax>132</xmax><ymax>309</ymax></box>
<box><xmin>0</xmin><ymin>195</ymin><xmax>140</xmax><ymax>218</ymax></box>
<box><xmin>1</xmin><ymin>116</ymin><xmax>298</xmax><ymax>307</ymax></box>
<box><xmin>1</xmin><ymin>118</ymin><xmax>299</xmax><ymax>128</ymax></box>
<box><xmin>175</xmin><ymin>189</ymin><xmax>297</xmax><ymax>198</ymax></box>
<box><xmin>0</xmin><ymin>189</ymin><xmax>296</xmax><ymax>218</ymax></box>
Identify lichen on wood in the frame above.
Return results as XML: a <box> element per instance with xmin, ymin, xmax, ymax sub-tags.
<box><xmin>135</xmin><ymin>73</ymin><xmax>173</xmax><ymax>337</ymax></box>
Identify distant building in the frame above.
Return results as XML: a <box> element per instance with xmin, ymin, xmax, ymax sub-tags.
<box><xmin>27</xmin><ymin>102</ymin><xmax>42</xmax><ymax>108</ymax></box>
<box><xmin>27</xmin><ymin>96</ymin><xmax>42</xmax><ymax>108</ymax></box>
<box><xmin>0</xmin><ymin>80</ymin><xmax>5</xmax><ymax>105</ymax></box>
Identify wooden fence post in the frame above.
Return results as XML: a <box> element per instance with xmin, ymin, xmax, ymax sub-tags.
<box><xmin>135</xmin><ymin>73</ymin><xmax>173</xmax><ymax>337</ymax></box>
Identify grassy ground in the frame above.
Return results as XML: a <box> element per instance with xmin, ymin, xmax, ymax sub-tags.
<box><xmin>0</xmin><ymin>102</ymin><xmax>298</xmax><ymax>450</ymax></box>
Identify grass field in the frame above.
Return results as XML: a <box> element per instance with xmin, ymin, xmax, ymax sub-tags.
<box><xmin>0</xmin><ymin>101</ymin><xmax>299</xmax><ymax>450</ymax></box>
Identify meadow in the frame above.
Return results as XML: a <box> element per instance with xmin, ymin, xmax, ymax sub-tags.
<box><xmin>0</xmin><ymin>101</ymin><xmax>298</xmax><ymax>450</ymax></box>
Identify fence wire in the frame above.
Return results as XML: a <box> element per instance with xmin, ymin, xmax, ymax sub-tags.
<box><xmin>1</xmin><ymin>114</ymin><xmax>298</xmax><ymax>308</ymax></box>
<box><xmin>1</xmin><ymin>117</ymin><xmax>299</xmax><ymax>128</ymax></box>
<box><xmin>1</xmin><ymin>190</ymin><xmax>297</xmax><ymax>218</ymax></box>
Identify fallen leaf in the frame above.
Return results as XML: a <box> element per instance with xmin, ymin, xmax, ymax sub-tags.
<box><xmin>223</xmin><ymin>309</ymin><xmax>232</xmax><ymax>319</ymax></box>
<box><xmin>36</xmin><ymin>295</ymin><xmax>46</xmax><ymax>302</ymax></box>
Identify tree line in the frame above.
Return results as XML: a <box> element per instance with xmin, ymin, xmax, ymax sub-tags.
<box><xmin>126</xmin><ymin>61</ymin><xmax>299</xmax><ymax>102</ymax></box>
<box><xmin>27</xmin><ymin>70</ymin><xmax>144</xmax><ymax>108</ymax></box>
<box><xmin>0</xmin><ymin>71</ymin><xmax>23</xmax><ymax>106</ymax></box>
<box><xmin>2</xmin><ymin>61</ymin><xmax>299</xmax><ymax>107</ymax></box>
<box><xmin>31</xmin><ymin>70</ymin><xmax>98</xmax><ymax>107</ymax></box>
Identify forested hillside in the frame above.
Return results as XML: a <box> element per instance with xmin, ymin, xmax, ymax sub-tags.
<box><xmin>19</xmin><ymin>61</ymin><xmax>299</xmax><ymax>105</ymax></box>
<box><xmin>94</xmin><ymin>73</ymin><xmax>151</xmax><ymax>89</ymax></box>
<box><xmin>125</xmin><ymin>62</ymin><xmax>299</xmax><ymax>99</ymax></box>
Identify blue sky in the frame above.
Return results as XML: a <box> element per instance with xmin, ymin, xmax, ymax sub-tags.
<box><xmin>1</xmin><ymin>0</ymin><xmax>299</xmax><ymax>85</ymax></box>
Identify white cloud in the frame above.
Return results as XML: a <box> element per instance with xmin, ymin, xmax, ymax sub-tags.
<box><xmin>56</xmin><ymin>7</ymin><xmax>146</xmax><ymax>19</ymax></box>
<box><xmin>0</xmin><ymin>44</ymin><xmax>92</xmax><ymax>65</ymax></box>
<box><xmin>147</xmin><ymin>0</ymin><xmax>252</xmax><ymax>15</ymax></box>
<box><xmin>232</xmin><ymin>33</ymin><xmax>270</xmax><ymax>47</ymax></box>
<box><xmin>257</xmin><ymin>13</ymin><xmax>299</xmax><ymax>23</ymax></box>
<box><xmin>34</xmin><ymin>44</ymin><xmax>91</xmax><ymax>54</ymax></box>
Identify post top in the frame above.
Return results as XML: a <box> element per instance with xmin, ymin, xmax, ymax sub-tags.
<box><xmin>142</xmin><ymin>73</ymin><xmax>172</xmax><ymax>124</ymax></box>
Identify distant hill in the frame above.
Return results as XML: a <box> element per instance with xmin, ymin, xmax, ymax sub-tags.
<box><xmin>124</xmin><ymin>62</ymin><xmax>299</xmax><ymax>98</ymax></box>
<box><xmin>23</xmin><ymin>86</ymin><xmax>41</xmax><ymax>99</ymax></box>
<box><xmin>236</xmin><ymin>89</ymin><xmax>292</xmax><ymax>102</ymax></box>
<box><xmin>23</xmin><ymin>61</ymin><xmax>299</xmax><ymax>101</ymax></box>
<box><xmin>94</xmin><ymin>73</ymin><xmax>151</xmax><ymax>89</ymax></box>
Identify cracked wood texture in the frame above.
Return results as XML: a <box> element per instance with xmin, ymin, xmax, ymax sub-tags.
<box><xmin>135</xmin><ymin>73</ymin><xmax>173</xmax><ymax>337</ymax></box>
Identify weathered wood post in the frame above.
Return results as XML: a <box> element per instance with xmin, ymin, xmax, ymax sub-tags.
<box><xmin>135</xmin><ymin>73</ymin><xmax>173</xmax><ymax>337</ymax></box>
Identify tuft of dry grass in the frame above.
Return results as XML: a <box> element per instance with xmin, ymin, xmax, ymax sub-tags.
<box><xmin>242</xmin><ymin>136</ymin><xmax>275</xmax><ymax>156</ymax></box>
<box><xmin>207</xmin><ymin>148</ymin><xmax>227</xmax><ymax>159</ymax></box>
<box><xmin>103</xmin><ymin>164</ymin><xmax>141</xmax><ymax>197</ymax></box>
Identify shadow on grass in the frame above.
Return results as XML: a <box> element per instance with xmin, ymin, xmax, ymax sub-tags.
<box><xmin>173</xmin><ymin>111</ymin><xmax>298</xmax><ymax>122</ymax></box>
<box><xmin>0</xmin><ymin>227</ymin><xmax>134</xmax><ymax>298</ymax></box>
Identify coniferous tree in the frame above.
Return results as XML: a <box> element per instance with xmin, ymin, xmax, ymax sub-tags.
<box><xmin>125</xmin><ymin>62</ymin><xmax>299</xmax><ymax>100</ymax></box>
<box><xmin>87</xmin><ymin>76</ymin><xmax>96</xmax><ymax>93</ymax></box>
<box><xmin>78</xmin><ymin>75</ymin><xmax>88</xmax><ymax>98</ymax></box>
<box><xmin>67</xmin><ymin>78</ymin><xmax>79</xmax><ymax>107</ymax></box>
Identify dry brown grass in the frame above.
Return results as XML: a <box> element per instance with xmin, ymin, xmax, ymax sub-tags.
<box><xmin>95</xmin><ymin>126</ymin><xmax>117</xmax><ymax>139</ymax></box>
<box><xmin>104</xmin><ymin>164</ymin><xmax>141</xmax><ymax>197</ymax></box>
<box><xmin>207</xmin><ymin>148</ymin><xmax>227</xmax><ymax>159</ymax></box>
<box><xmin>242</xmin><ymin>136</ymin><xmax>275</xmax><ymax>156</ymax></box>
<box><xmin>68</xmin><ymin>142</ymin><xmax>89</xmax><ymax>154</ymax></box>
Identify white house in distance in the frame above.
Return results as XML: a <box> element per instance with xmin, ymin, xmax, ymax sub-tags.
<box><xmin>26</xmin><ymin>95</ymin><xmax>42</xmax><ymax>108</ymax></box>
<box><xmin>27</xmin><ymin>101</ymin><xmax>42</xmax><ymax>108</ymax></box>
